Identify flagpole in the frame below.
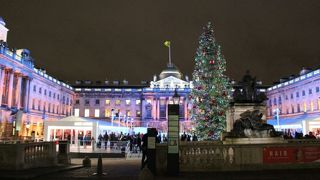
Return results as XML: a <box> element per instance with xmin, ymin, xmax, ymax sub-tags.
<box><xmin>168</xmin><ymin>44</ymin><xmax>171</xmax><ymax>66</ymax></box>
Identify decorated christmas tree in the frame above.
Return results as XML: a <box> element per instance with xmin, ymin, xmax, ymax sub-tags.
<box><xmin>190</xmin><ymin>22</ymin><xmax>232</xmax><ymax>140</ymax></box>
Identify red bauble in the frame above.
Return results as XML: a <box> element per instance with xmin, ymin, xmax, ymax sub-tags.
<box><xmin>209</xmin><ymin>60</ymin><xmax>215</xmax><ymax>64</ymax></box>
<box><xmin>188</xmin><ymin>95</ymin><xmax>192</xmax><ymax>99</ymax></box>
<box><xmin>211</xmin><ymin>99</ymin><xmax>216</xmax><ymax>104</ymax></box>
<box><xmin>208</xmin><ymin>131</ymin><xmax>214</xmax><ymax>136</ymax></box>
<box><xmin>222</xmin><ymin>91</ymin><xmax>227</xmax><ymax>96</ymax></box>
<box><xmin>193</xmin><ymin>105</ymin><xmax>197</xmax><ymax>109</ymax></box>
<box><xmin>218</xmin><ymin>111</ymin><xmax>224</xmax><ymax>116</ymax></box>
<box><xmin>197</xmin><ymin>86</ymin><xmax>202</xmax><ymax>90</ymax></box>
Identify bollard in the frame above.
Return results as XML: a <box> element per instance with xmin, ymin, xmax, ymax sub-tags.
<box><xmin>92</xmin><ymin>154</ymin><xmax>106</xmax><ymax>176</ymax></box>
<box><xmin>82</xmin><ymin>156</ymin><xmax>91</xmax><ymax>168</ymax></box>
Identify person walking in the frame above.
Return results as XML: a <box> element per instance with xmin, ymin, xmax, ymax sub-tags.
<box><xmin>141</xmin><ymin>132</ymin><xmax>148</xmax><ymax>170</ymax></box>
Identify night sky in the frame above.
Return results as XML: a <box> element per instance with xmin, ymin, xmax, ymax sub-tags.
<box><xmin>1</xmin><ymin>0</ymin><xmax>320</xmax><ymax>85</ymax></box>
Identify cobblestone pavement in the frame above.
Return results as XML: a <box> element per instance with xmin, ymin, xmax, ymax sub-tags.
<box><xmin>34</xmin><ymin>158</ymin><xmax>320</xmax><ymax>180</ymax></box>
<box><xmin>36</xmin><ymin>158</ymin><xmax>141</xmax><ymax>179</ymax></box>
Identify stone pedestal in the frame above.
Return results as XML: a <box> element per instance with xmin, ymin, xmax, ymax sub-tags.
<box><xmin>226</xmin><ymin>102</ymin><xmax>267</xmax><ymax>132</ymax></box>
<box><xmin>223</xmin><ymin>137</ymin><xmax>287</xmax><ymax>144</ymax></box>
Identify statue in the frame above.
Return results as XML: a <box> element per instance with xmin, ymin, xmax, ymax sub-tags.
<box><xmin>228</xmin><ymin>110</ymin><xmax>280</xmax><ymax>138</ymax></box>
<box><xmin>233</xmin><ymin>70</ymin><xmax>267</xmax><ymax>103</ymax></box>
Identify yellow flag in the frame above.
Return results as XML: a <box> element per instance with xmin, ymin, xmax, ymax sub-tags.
<box><xmin>164</xmin><ymin>41</ymin><xmax>170</xmax><ymax>47</ymax></box>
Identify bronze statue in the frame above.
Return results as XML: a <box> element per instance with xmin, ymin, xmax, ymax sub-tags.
<box><xmin>233</xmin><ymin>71</ymin><xmax>267</xmax><ymax>103</ymax></box>
<box><xmin>228</xmin><ymin>110</ymin><xmax>279</xmax><ymax>138</ymax></box>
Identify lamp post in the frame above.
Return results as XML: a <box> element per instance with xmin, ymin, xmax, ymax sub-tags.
<box><xmin>274</xmin><ymin>108</ymin><xmax>280</xmax><ymax>131</ymax></box>
<box><xmin>25</xmin><ymin>117</ymin><xmax>30</xmax><ymax>137</ymax></box>
<box><xmin>167</xmin><ymin>88</ymin><xmax>180</xmax><ymax>176</ymax></box>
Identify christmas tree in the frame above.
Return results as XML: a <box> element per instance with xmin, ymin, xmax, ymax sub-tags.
<box><xmin>190</xmin><ymin>22</ymin><xmax>231</xmax><ymax>140</ymax></box>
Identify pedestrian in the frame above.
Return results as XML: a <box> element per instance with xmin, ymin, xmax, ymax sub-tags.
<box><xmin>104</xmin><ymin>132</ymin><xmax>109</xmax><ymax>150</ymax></box>
<box><xmin>141</xmin><ymin>132</ymin><xmax>148</xmax><ymax>170</ymax></box>
<box><xmin>137</xmin><ymin>133</ymin><xmax>142</xmax><ymax>152</ymax></box>
<box><xmin>192</xmin><ymin>133</ymin><xmax>198</xmax><ymax>141</ymax></box>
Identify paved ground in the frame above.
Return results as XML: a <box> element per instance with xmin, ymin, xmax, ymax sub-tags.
<box><xmin>33</xmin><ymin>158</ymin><xmax>320</xmax><ymax>180</ymax></box>
<box><xmin>35</xmin><ymin>158</ymin><xmax>141</xmax><ymax>180</ymax></box>
<box><xmin>3</xmin><ymin>157</ymin><xmax>320</xmax><ymax>180</ymax></box>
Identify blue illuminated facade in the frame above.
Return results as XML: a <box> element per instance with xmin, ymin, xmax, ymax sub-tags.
<box><xmin>0</xmin><ymin>17</ymin><xmax>74</xmax><ymax>140</ymax></box>
<box><xmin>73</xmin><ymin>63</ymin><xmax>193</xmax><ymax>133</ymax></box>
<box><xmin>267</xmin><ymin>67</ymin><xmax>320</xmax><ymax>136</ymax></box>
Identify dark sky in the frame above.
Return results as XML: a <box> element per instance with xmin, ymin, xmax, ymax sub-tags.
<box><xmin>1</xmin><ymin>0</ymin><xmax>320</xmax><ymax>85</ymax></box>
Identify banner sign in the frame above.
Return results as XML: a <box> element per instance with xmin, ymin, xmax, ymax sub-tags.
<box><xmin>263</xmin><ymin>147</ymin><xmax>320</xmax><ymax>163</ymax></box>
<box><xmin>168</xmin><ymin>104</ymin><xmax>179</xmax><ymax>154</ymax></box>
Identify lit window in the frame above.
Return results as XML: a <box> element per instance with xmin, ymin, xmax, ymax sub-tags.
<box><xmin>105</xmin><ymin>109</ymin><xmax>110</xmax><ymax>117</ymax></box>
<box><xmin>126</xmin><ymin>110</ymin><xmax>131</xmax><ymax>117</ymax></box>
<box><xmin>105</xmin><ymin>99</ymin><xmax>110</xmax><ymax>105</ymax></box>
<box><xmin>136</xmin><ymin>100</ymin><xmax>141</xmax><ymax>105</ymax></box>
<box><xmin>84</xmin><ymin>109</ymin><xmax>90</xmax><ymax>117</ymax></box>
<box><xmin>126</xmin><ymin>100</ymin><xmax>131</xmax><ymax>105</ymax></box>
<box><xmin>74</xmin><ymin>109</ymin><xmax>80</xmax><ymax>117</ymax></box>
<box><xmin>318</xmin><ymin>99</ymin><xmax>320</xmax><ymax>110</ymax></box>
<box><xmin>136</xmin><ymin>110</ymin><xmax>141</xmax><ymax>117</ymax></box>
<box><xmin>303</xmin><ymin>102</ymin><xmax>307</xmax><ymax>112</ymax></box>
<box><xmin>94</xmin><ymin>109</ymin><xmax>100</xmax><ymax>117</ymax></box>
<box><xmin>311</xmin><ymin>102</ymin><xmax>314</xmax><ymax>112</ymax></box>
<box><xmin>115</xmin><ymin>100</ymin><xmax>121</xmax><ymax>105</ymax></box>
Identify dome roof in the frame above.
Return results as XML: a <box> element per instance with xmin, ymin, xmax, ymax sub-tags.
<box><xmin>159</xmin><ymin>63</ymin><xmax>182</xmax><ymax>80</ymax></box>
<box><xmin>0</xmin><ymin>17</ymin><xmax>5</xmax><ymax>26</ymax></box>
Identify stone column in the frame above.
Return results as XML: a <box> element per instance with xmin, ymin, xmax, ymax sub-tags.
<box><xmin>15</xmin><ymin>74</ymin><xmax>22</xmax><ymax>109</ymax></box>
<box><xmin>165</xmin><ymin>97</ymin><xmax>168</xmax><ymax>120</ymax></box>
<box><xmin>24</xmin><ymin>78</ymin><xmax>31</xmax><ymax>112</ymax></box>
<box><xmin>184</xmin><ymin>97</ymin><xmax>188</xmax><ymax>120</ymax></box>
<box><xmin>141</xmin><ymin>97</ymin><xmax>146</xmax><ymax>121</ymax></box>
<box><xmin>7</xmin><ymin>70</ymin><xmax>14</xmax><ymax>107</ymax></box>
<box><xmin>152</xmin><ymin>98</ymin><xmax>156</xmax><ymax>120</ymax></box>
<box><xmin>0</xmin><ymin>66</ymin><xmax>6</xmax><ymax>106</ymax></box>
<box><xmin>156</xmin><ymin>98</ymin><xmax>160</xmax><ymax>120</ymax></box>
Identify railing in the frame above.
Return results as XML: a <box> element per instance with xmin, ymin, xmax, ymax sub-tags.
<box><xmin>156</xmin><ymin>140</ymin><xmax>320</xmax><ymax>174</ymax></box>
<box><xmin>0</xmin><ymin>46</ymin><xmax>34</xmax><ymax>68</ymax></box>
<box><xmin>69</xmin><ymin>140</ymin><xmax>129</xmax><ymax>153</ymax></box>
<box><xmin>0</xmin><ymin>141</ymin><xmax>56</xmax><ymax>170</ymax></box>
<box><xmin>179</xmin><ymin>141</ymin><xmax>235</xmax><ymax>171</ymax></box>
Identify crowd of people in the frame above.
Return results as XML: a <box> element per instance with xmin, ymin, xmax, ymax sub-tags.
<box><xmin>283</xmin><ymin>131</ymin><xmax>317</xmax><ymax>139</ymax></box>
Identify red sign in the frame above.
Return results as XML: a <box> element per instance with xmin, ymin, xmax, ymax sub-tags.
<box><xmin>263</xmin><ymin>147</ymin><xmax>320</xmax><ymax>164</ymax></box>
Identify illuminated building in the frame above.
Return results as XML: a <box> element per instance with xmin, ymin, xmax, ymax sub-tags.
<box><xmin>0</xmin><ymin>17</ymin><xmax>74</xmax><ymax>139</ymax></box>
<box><xmin>73</xmin><ymin>63</ymin><xmax>193</xmax><ymax>133</ymax></box>
<box><xmin>267</xmin><ymin>67</ymin><xmax>320</xmax><ymax>136</ymax></box>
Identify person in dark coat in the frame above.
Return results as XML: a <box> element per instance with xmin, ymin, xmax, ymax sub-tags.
<box><xmin>141</xmin><ymin>133</ymin><xmax>148</xmax><ymax>170</ymax></box>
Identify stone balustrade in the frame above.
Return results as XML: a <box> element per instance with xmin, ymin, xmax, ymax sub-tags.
<box><xmin>0</xmin><ymin>141</ymin><xmax>57</xmax><ymax>170</ymax></box>
<box><xmin>156</xmin><ymin>140</ymin><xmax>320</xmax><ymax>174</ymax></box>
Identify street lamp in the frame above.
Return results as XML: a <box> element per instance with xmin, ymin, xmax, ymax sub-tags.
<box><xmin>25</xmin><ymin>122</ymin><xmax>30</xmax><ymax>137</ymax></box>
<box><xmin>273</xmin><ymin>108</ymin><xmax>280</xmax><ymax>131</ymax></box>
<box><xmin>172</xmin><ymin>89</ymin><xmax>180</xmax><ymax>105</ymax></box>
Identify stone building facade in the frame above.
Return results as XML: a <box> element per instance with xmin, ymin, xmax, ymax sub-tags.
<box><xmin>0</xmin><ymin>17</ymin><xmax>74</xmax><ymax>140</ymax></box>
<box><xmin>73</xmin><ymin>63</ymin><xmax>193</xmax><ymax>133</ymax></box>
<box><xmin>266</xmin><ymin>67</ymin><xmax>320</xmax><ymax>136</ymax></box>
